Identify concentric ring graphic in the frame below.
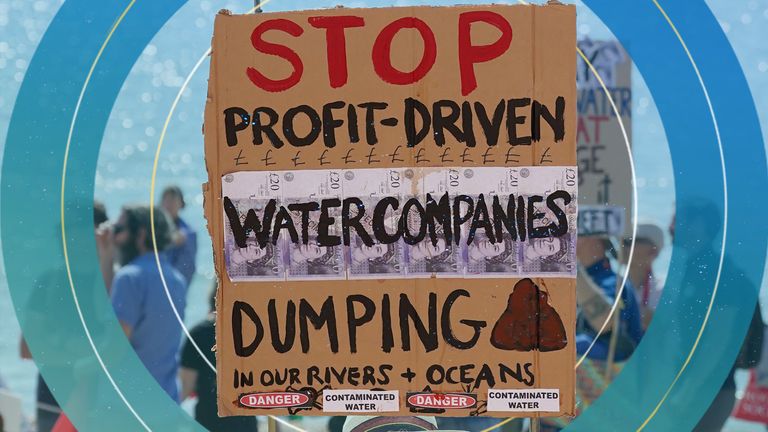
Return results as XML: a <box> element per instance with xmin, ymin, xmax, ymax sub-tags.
<box><xmin>2</xmin><ymin>1</ymin><xmax>765</xmax><ymax>432</ymax></box>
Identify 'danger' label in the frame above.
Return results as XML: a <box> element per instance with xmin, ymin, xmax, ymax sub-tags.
<box><xmin>238</xmin><ymin>391</ymin><xmax>313</xmax><ymax>409</ymax></box>
<box><xmin>406</xmin><ymin>392</ymin><xmax>478</xmax><ymax>409</ymax></box>
<box><xmin>487</xmin><ymin>389</ymin><xmax>560</xmax><ymax>412</ymax></box>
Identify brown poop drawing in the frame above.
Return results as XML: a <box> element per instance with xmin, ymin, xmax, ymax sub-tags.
<box><xmin>490</xmin><ymin>278</ymin><xmax>567</xmax><ymax>352</ymax></box>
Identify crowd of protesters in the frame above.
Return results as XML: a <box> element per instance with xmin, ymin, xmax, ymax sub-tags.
<box><xmin>11</xmin><ymin>188</ymin><xmax>767</xmax><ymax>432</ymax></box>
<box><xmin>15</xmin><ymin>187</ymin><xmax>210</xmax><ymax>431</ymax></box>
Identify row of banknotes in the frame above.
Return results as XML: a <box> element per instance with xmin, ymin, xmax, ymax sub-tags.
<box><xmin>221</xmin><ymin>166</ymin><xmax>577</xmax><ymax>281</ymax></box>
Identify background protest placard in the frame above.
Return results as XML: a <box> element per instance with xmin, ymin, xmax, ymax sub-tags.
<box><xmin>576</xmin><ymin>39</ymin><xmax>632</xmax><ymax>237</ymax></box>
<box><xmin>203</xmin><ymin>4</ymin><xmax>577</xmax><ymax>418</ymax></box>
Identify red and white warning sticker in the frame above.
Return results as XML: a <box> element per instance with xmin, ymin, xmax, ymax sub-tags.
<box><xmin>322</xmin><ymin>390</ymin><xmax>399</xmax><ymax>413</ymax></box>
<box><xmin>238</xmin><ymin>391</ymin><xmax>313</xmax><ymax>409</ymax></box>
<box><xmin>406</xmin><ymin>392</ymin><xmax>477</xmax><ymax>409</ymax></box>
<box><xmin>486</xmin><ymin>389</ymin><xmax>560</xmax><ymax>412</ymax></box>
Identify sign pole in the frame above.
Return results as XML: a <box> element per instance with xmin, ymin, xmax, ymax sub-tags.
<box><xmin>604</xmin><ymin>309</ymin><xmax>620</xmax><ymax>380</ymax></box>
<box><xmin>259</xmin><ymin>0</ymin><xmax>271</xmax><ymax>421</ymax></box>
<box><xmin>530</xmin><ymin>417</ymin><xmax>541</xmax><ymax>432</ymax></box>
<box><xmin>604</xmin><ymin>267</ymin><xmax>625</xmax><ymax>380</ymax></box>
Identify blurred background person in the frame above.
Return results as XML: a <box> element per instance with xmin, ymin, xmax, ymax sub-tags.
<box><xmin>18</xmin><ymin>202</ymin><xmax>109</xmax><ymax>432</ymax></box>
<box><xmin>179</xmin><ymin>286</ymin><xmax>257</xmax><ymax>431</ymax></box>
<box><xmin>161</xmin><ymin>186</ymin><xmax>197</xmax><ymax>286</ymax></box>
<box><xmin>94</xmin><ymin>201</ymin><xmax>115</xmax><ymax>294</ymax></box>
<box><xmin>343</xmin><ymin>416</ymin><xmax>440</xmax><ymax>431</ymax></box>
<box><xmin>668</xmin><ymin>202</ymin><xmax>764</xmax><ymax>432</ymax></box>
<box><xmin>541</xmin><ymin>235</ymin><xmax>645</xmax><ymax>431</ymax></box>
<box><xmin>0</xmin><ymin>368</ymin><xmax>32</xmax><ymax>432</ymax></box>
<box><xmin>438</xmin><ymin>416</ymin><xmax>521</xmax><ymax>431</ymax></box>
<box><xmin>576</xmin><ymin>235</ymin><xmax>643</xmax><ymax>363</ymax></box>
<box><xmin>620</xmin><ymin>222</ymin><xmax>665</xmax><ymax>329</ymax></box>
<box><xmin>110</xmin><ymin>205</ymin><xmax>187</xmax><ymax>402</ymax></box>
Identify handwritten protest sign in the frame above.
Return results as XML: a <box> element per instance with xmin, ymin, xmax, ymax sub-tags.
<box><xmin>732</xmin><ymin>370</ymin><xmax>768</xmax><ymax>424</ymax></box>
<box><xmin>576</xmin><ymin>39</ymin><xmax>632</xmax><ymax>237</ymax></box>
<box><xmin>203</xmin><ymin>4</ymin><xmax>577</xmax><ymax>418</ymax></box>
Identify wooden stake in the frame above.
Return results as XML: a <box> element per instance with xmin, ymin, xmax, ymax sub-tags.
<box><xmin>604</xmin><ymin>298</ymin><xmax>622</xmax><ymax>380</ymax></box>
<box><xmin>530</xmin><ymin>416</ymin><xmax>541</xmax><ymax>432</ymax></box>
<box><xmin>268</xmin><ymin>416</ymin><xmax>277</xmax><ymax>432</ymax></box>
<box><xmin>605</xmin><ymin>242</ymin><xmax>626</xmax><ymax>381</ymax></box>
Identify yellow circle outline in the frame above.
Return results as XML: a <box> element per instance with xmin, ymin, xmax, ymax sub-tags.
<box><xmin>636</xmin><ymin>1</ymin><xmax>727</xmax><ymax>429</ymax></box>
<box><xmin>148</xmin><ymin>3</ymin><xmax>308</xmax><ymax>431</ymax></box>
<box><xmin>144</xmin><ymin>3</ymin><xmax>642</xmax><ymax>432</ymax></box>
<box><xmin>59</xmin><ymin>1</ymin><xmax>151</xmax><ymax>430</ymax></box>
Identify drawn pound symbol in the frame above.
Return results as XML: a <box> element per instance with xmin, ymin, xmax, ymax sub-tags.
<box><xmin>539</xmin><ymin>147</ymin><xmax>553</xmax><ymax>164</ymax></box>
<box><xmin>234</xmin><ymin>149</ymin><xmax>248</xmax><ymax>166</ymax></box>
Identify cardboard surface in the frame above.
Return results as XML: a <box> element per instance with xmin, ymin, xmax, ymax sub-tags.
<box><xmin>203</xmin><ymin>4</ymin><xmax>576</xmax><ymax>417</ymax></box>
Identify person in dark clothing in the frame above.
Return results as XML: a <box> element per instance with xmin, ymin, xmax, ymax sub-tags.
<box><xmin>19</xmin><ymin>202</ymin><xmax>109</xmax><ymax>431</ymax></box>
<box><xmin>111</xmin><ymin>206</ymin><xmax>187</xmax><ymax>401</ymax></box>
<box><xmin>180</xmin><ymin>287</ymin><xmax>257</xmax><ymax>431</ymax></box>
<box><xmin>576</xmin><ymin>236</ymin><xmax>644</xmax><ymax>362</ymax></box>
<box><xmin>671</xmin><ymin>203</ymin><xmax>765</xmax><ymax>432</ymax></box>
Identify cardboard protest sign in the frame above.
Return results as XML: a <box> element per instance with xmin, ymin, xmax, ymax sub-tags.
<box><xmin>576</xmin><ymin>40</ymin><xmax>632</xmax><ymax>237</ymax></box>
<box><xmin>203</xmin><ymin>4</ymin><xmax>576</xmax><ymax>418</ymax></box>
<box><xmin>732</xmin><ymin>370</ymin><xmax>768</xmax><ymax>424</ymax></box>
